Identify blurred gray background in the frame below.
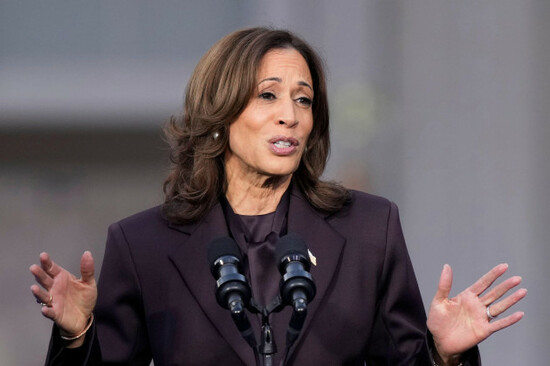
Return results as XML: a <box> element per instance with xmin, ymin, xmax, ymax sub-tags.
<box><xmin>2</xmin><ymin>1</ymin><xmax>548</xmax><ymax>364</ymax></box>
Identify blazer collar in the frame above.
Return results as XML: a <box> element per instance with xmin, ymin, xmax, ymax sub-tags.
<box><xmin>167</xmin><ymin>187</ymin><xmax>346</xmax><ymax>365</ymax></box>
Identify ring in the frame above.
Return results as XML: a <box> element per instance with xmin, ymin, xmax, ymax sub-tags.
<box><xmin>36</xmin><ymin>299</ymin><xmax>47</xmax><ymax>306</ymax></box>
<box><xmin>36</xmin><ymin>294</ymin><xmax>53</xmax><ymax>307</ymax></box>
<box><xmin>486</xmin><ymin>305</ymin><xmax>497</xmax><ymax>320</ymax></box>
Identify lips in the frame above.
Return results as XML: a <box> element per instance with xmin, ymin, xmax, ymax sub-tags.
<box><xmin>268</xmin><ymin>136</ymin><xmax>299</xmax><ymax>155</ymax></box>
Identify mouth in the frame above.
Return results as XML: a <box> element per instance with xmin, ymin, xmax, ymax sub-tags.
<box><xmin>269</xmin><ymin>136</ymin><xmax>299</xmax><ymax>146</ymax></box>
<box><xmin>274</xmin><ymin>140</ymin><xmax>292</xmax><ymax>148</ymax></box>
<box><xmin>268</xmin><ymin>136</ymin><xmax>300</xmax><ymax>155</ymax></box>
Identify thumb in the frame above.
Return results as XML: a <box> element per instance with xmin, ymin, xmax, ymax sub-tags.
<box><xmin>433</xmin><ymin>264</ymin><xmax>453</xmax><ymax>302</ymax></box>
<box><xmin>80</xmin><ymin>251</ymin><xmax>95</xmax><ymax>284</ymax></box>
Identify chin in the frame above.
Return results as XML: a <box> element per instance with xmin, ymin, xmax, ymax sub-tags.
<box><xmin>261</xmin><ymin>162</ymin><xmax>299</xmax><ymax>177</ymax></box>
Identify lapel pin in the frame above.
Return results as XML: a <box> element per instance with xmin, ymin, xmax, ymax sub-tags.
<box><xmin>308</xmin><ymin>249</ymin><xmax>317</xmax><ymax>266</ymax></box>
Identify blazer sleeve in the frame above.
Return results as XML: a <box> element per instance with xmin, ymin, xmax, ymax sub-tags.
<box><xmin>363</xmin><ymin>202</ymin><xmax>480</xmax><ymax>365</ymax></box>
<box><xmin>45</xmin><ymin>222</ymin><xmax>152</xmax><ymax>366</ymax></box>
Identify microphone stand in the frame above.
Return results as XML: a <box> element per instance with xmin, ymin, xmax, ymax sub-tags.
<box><xmin>223</xmin><ymin>286</ymin><xmax>311</xmax><ymax>366</ymax></box>
<box><xmin>259</xmin><ymin>308</ymin><xmax>276</xmax><ymax>366</ymax></box>
<box><xmin>224</xmin><ymin>295</ymin><xmax>286</xmax><ymax>366</ymax></box>
<box><xmin>225</xmin><ymin>290</ymin><xmax>311</xmax><ymax>366</ymax></box>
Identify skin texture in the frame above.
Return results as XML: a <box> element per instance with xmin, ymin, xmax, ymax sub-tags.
<box><xmin>224</xmin><ymin>48</ymin><xmax>314</xmax><ymax>215</ymax></box>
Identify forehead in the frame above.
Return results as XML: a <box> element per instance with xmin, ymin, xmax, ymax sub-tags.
<box><xmin>257</xmin><ymin>48</ymin><xmax>312</xmax><ymax>83</ymax></box>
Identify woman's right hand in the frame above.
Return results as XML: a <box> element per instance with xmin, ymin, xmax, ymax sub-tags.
<box><xmin>30</xmin><ymin>251</ymin><xmax>97</xmax><ymax>343</ymax></box>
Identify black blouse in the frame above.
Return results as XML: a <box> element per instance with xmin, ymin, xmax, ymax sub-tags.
<box><xmin>220</xmin><ymin>188</ymin><xmax>290</xmax><ymax>309</ymax></box>
<box><xmin>220</xmin><ymin>189</ymin><xmax>292</xmax><ymax>365</ymax></box>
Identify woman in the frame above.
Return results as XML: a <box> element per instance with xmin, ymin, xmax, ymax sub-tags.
<box><xmin>30</xmin><ymin>27</ymin><xmax>526</xmax><ymax>365</ymax></box>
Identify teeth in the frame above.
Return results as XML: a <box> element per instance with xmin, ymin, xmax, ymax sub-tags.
<box><xmin>274</xmin><ymin>141</ymin><xmax>292</xmax><ymax>148</ymax></box>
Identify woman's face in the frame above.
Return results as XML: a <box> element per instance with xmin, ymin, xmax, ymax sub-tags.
<box><xmin>225</xmin><ymin>48</ymin><xmax>314</xmax><ymax>182</ymax></box>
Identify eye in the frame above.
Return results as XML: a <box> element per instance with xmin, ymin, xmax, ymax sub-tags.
<box><xmin>296</xmin><ymin>96</ymin><xmax>313</xmax><ymax>107</ymax></box>
<box><xmin>259</xmin><ymin>92</ymin><xmax>276</xmax><ymax>101</ymax></box>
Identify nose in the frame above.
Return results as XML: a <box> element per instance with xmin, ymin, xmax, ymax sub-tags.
<box><xmin>277</xmin><ymin>97</ymin><xmax>298</xmax><ymax>128</ymax></box>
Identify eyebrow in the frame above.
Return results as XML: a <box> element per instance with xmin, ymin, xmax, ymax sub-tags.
<box><xmin>258</xmin><ymin>77</ymin><xmax>313</xmax><ymax>91</ymax></box>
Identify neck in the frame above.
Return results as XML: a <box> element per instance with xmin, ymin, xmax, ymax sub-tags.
<box><xmin>225</xmin><ymin>171</ymin><xmax>291</xmax><ymax>216</ymax></box>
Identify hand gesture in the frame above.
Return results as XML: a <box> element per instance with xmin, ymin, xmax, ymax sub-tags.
<box><xmin>30</xmin><ymin>251</ymin><xmax>98</xmax><ymax>339</ymax></box>
<box><xmin>427</xmin><ymin>263</ymin><xmax>526</xmax><ymax>365</ymax></box>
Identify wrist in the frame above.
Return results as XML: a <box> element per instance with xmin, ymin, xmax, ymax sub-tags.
<box><xmin>432</xmin><ymin>348</ymin><xmax>463</xmax><ymax>366</ymax></box>
<box><xmin>59</xmin><ymin>313</ymin><xmax>94</xmax><ymax>342</ymax></box>
<box><xmin>65</xmin><ymin>335</ymin><xmax>86</xmax><ymax>349</ymax></box>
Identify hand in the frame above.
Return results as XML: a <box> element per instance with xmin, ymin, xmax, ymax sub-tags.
<box><xmin>30</xmin><ymin>251</ymin><xmax>97</xmax><ymax>338</ymax></box>
<box><xmin>427</xmin><ymin>263</ymin><xmax>526</xmax><ymax>365</ymax></box>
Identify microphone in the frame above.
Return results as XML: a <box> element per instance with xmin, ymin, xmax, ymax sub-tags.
<box><xmin>276</xmin><ymin>233</ymin><xmax>317</xmax><ymax>361</ymax></box>
<box><xmin>207</xmin><ymin>237</ymin><xmax>251</xmax><ymax>315</ymax></box>
<box><xmin>275</xmin><ymin>233</ymin><xmax>316</xmax><ymax>312</ymax></box>
<box><xmin>208</xmin><ymin>237</ymin><xmax>257</xmax><ymax>351</ymax></box>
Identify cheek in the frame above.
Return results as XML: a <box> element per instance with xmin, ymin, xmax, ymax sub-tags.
<box><xmin>227</xmin><ymin>122</ymin><xmax>257</xmax><ymax>158</ymax></box>
<box><xmin>227</xmin><ymin>130</ymin><xmax>242</xmax><ymax>156</ymax></box>
<box><xmin>302</xmin><ymin>116</ymin><xmax>314</xmax><ymax>141</ymax></box>
<box><xmin>229</xmin><ymin>113</ymin><xmax>267</xmax><ymax>146</ymax></box>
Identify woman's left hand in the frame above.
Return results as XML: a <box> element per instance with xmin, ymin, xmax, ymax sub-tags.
<box><xmin>427</xmin><ymin>263</ymin><xmax>526</xmax><ymax>365</ymax></box>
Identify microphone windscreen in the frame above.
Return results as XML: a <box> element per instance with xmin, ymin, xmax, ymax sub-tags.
<box><xmin>207</xmin><ymin>237</ymin><xmax>242</xmax><ymax>265</ymax></box>
<box><xmin>275</xmin><ymin>233</ymin><xmax>309</xmax><ymax>263</ymax></box>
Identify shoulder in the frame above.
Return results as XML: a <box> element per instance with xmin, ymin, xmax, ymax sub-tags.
<box><xmin>325</xmin><ymin>189</ymin><xmax>400</xmax><ymax>239</ymax></box>
<box><xmin>337</xmin><ymin>189</ymin><xmax>396</xmax><ymax>219</ymax></box>
<box><xmin>108</xmin><ymin>205</ymin><xmax>166</xmax><ymax>237</ymax></box>
<box><xmin>106</xmin><ymin>205</ymin><xmax>186</xmax><ymax>249</ymax></box>
<box><xmin>348</xmin><ymin>189</ymin><xmax>392</xmax><ymax>207</ymax></box>
<box><xmin>116</xmin><ymin>205</ymin><xmax>166</xmax><ymax>230</ymax></box>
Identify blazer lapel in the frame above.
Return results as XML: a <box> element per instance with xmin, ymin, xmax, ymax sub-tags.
<box><xmin>167</xmin><ymin>203</ymin><xmax>256</xmax><ymax>366</ymax></box>
<box><xmin>286</xmin><ymin>187</ymin><xmax>346</xmax><ymax>360</ymax></box>
<box><xmin>166</xmin><ymin>187</ymin><xmax>346</xmax><ymax>365</ymax></box>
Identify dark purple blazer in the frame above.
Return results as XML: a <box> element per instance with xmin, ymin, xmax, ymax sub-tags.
<box><xmin>47</xmin><ymin>186</ymin><xmax>480</xmax><ymax>365</ymax></box>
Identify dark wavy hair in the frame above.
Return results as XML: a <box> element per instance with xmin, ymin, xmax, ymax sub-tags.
<box><xmin>163</xmin><ymin>27</ymin><xmax>350</xmax><ymax>224</ymax></box>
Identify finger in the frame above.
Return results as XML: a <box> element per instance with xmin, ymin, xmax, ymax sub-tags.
<box><xmin>487</xmin><ymin>288</ymin><xmax>527</xmax><ymax>318</ymax></box>
<box><xmin>488</xmin><ymin>311</ymin><xmax>524</xmax><ymax>333</ymax></box>
<box><xmin>479</xmin><ymin>275</ymin><xmax>522</xmax><ymax>305</ymax></box>
<box><xmin>39</xmin><ymin>252</ymin><xmax>63</xmax><ymax>277</ymax></box>
<box><xmin>30</xmin><ymin>284</ymin><xmax>52</xmax><ymax>306</ymax></box>
<box><xmin>468</xmin><ymin>263</ymin><xmax>508</xmax><ymax>295</ymax></box>
<box><xmin>80</xmin><ymin>251</ymin><xmax>95</xmax><ymax>284</ymax></box>
<box><xmin>433</xmin><ymin>264</ymin><xmax>453</xmax><ymax>302</ymax></box>
<box><xmin>41</xmin><ymin>305</ymin><xmax>57</xmax><ymax>321</ymax></box>
<box><xmin>29</xmin><ymin>263</ymin><xmax>54</xmax><ymax>290</ymax></box>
